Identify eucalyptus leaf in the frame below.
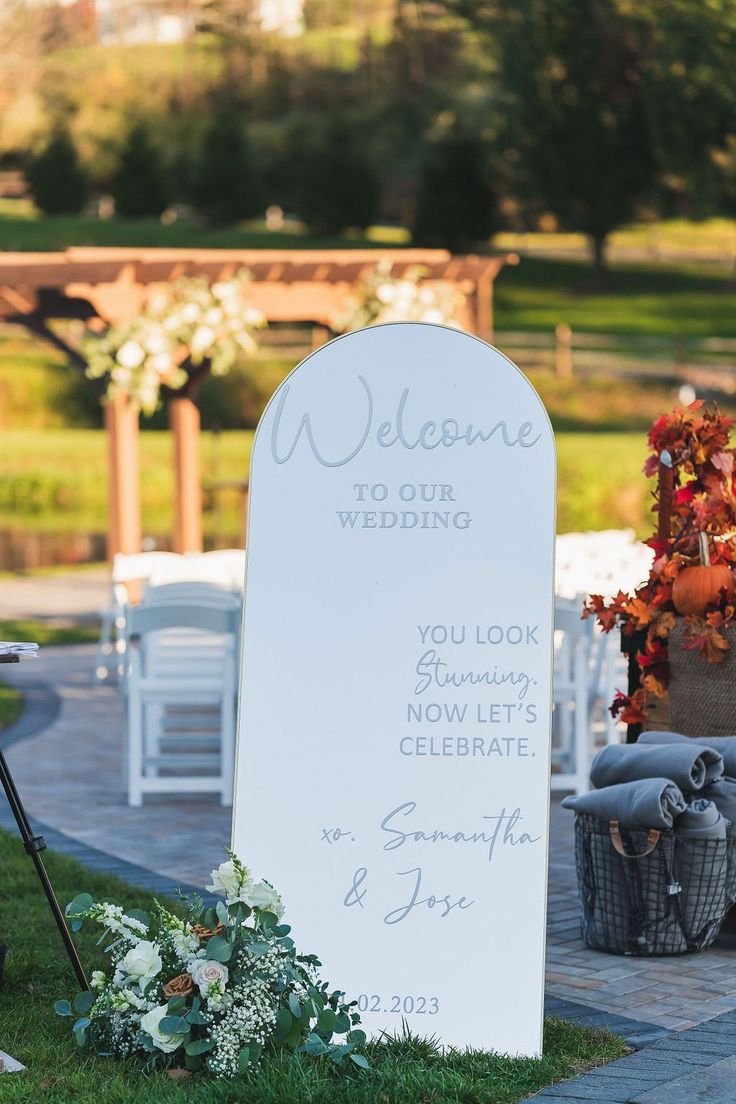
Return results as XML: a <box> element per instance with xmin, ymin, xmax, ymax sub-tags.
<box><xmin>288</xmin><ymin>993</ymin><xmax>302</xmax><ymax>1019</ymax></box>
<box><xmin>53</xmin><ymin>999</ymin><xmax>72</xmax><ymax>1017</ymax></box>
<box><xmin>206</xmin><ymin>935</ymin><xmax>232</xmax><ymax>963</ymax></box>
<box><xmin>74</xmin><ymin>991</ymin><xmax>94</xmax><ymax>1015</ymax></box>
<box><xmin>167</xmin><ymin>996</ymin><xmax>186</xmax><ymax>1015</ymax></box>
<box><xmin>334</xmin><ymin>1012</ymin><xmax>350</xmax><ymax>1033</ymax></box>
<box><xmin>65</xmin><ymin>893</ymin><xmax>93</xmax><ymax>917</ymax></box>
<box><xmin>128</xmin><ymin>908</ymin><xmax>150</xmax><ymax>929</ymax></box>
<box><xmin>159</xmin><ymin>1016</ymin><xmax>189</xmax><ymax>1035</ymax></box>
<box><xmin>185</xmin><ymin>1038</ymin><xmax>216</xmax><ymax>1055</ymax></box>
<box><xmin>317</xmin><ymin>1008</ymin><xmax>336</xmax><ymax>1034</ymax></box>
<box><xmin>238</xmin><ymin>1046</ymin><xmax>251</xmax><ymax>1072</ymax></box>
<box><xmin>216</xmin><ymin>901</ymin><xmax>229</xmax><ymax>925</ymax></box>
<box><xmin>350</xmin><ymin>1053</ymin><xmax>371</xmax><ymax>1070</ymax></box>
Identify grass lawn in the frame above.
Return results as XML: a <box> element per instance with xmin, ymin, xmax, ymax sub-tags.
<box><xmin>0</xmin><ymin>680</ymin><xmax>22</xmax><ymax>730</ymax></box>
<box><xmin>0</xmin><ymin>428</ymin><xmax>654</xmax><ymax>539</ymax></box>
<box><xmin>0</xmin><ymin>619</ymin><xmax>100</xmax><ymax>646</ymax></box>
<box><xmin>0</xmin><ymin>829</ymin><xmax>627</xmax><ymax>1102</ymax></box>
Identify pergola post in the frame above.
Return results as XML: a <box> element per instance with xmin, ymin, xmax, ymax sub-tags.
<box><xmin>171</xmin><ymin>395</ymin><xmax>203</xmax><ymax>554</ymax></box>
<box><xmin>105</xmin><ymin>392</ymin><xmax>141</xmax><ymax>559</ymax></box>
<box><xmin>475</xmin><ymin>272</ymin><xmax>494</xmax><ymax>342</ymax></box>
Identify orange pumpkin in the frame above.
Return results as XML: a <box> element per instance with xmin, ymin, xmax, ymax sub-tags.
<box><xmin>672</xmin><ymin>533</ymin><xmax>735</xmax><ymax>615</ymax></box>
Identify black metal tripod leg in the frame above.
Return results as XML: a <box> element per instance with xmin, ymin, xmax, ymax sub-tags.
<box><xmin>0</xmin><ymin>748</ymin><xmax>88</xmax><ymax>991</ymax></box>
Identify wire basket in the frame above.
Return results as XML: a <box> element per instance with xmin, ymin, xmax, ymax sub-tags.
<box><xmin>574</xmin><ymin>814</ymin><xmax>735</xmax><ymax>955</ymax></box>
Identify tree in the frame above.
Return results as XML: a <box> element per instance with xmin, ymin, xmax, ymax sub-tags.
<box><xmin>193</xmin><ymin>112</ymin><xmax>262</xmax><ymax>225</ymax></box>
<box><xmin>444</xmin><ymin>0</ymin><xmax>736</xmax><ymax>272</ymax></box>
<box><xmin>412</xmin><ymin>126</ymin><xmax>496</xmax><ymax>250</ymax></box>
<box><xmin>296</xmin><ymin>115</ymin><xmax>381</xmax><ymax>235</ymax></box>
<box><xmin>26</xmin><ymin>130</ymin><xmax>89</xmax><ymax>215</ymax></box>
<box><xmin>112</xmin><ymin>123</ymin><xmax>170</xmax><ymax>218</ymax></box>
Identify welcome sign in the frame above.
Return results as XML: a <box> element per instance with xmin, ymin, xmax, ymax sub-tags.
<box><xmin>232</xmin><ymin>322</ymin><xmax>556</xmax><ymax>1056</ymax></box>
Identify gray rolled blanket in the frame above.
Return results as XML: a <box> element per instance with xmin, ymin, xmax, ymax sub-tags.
<box><xmin>640</xmin><ymin>730</ymin><xmax>736</xmax><ymax>779</ymax></box>
<box><xmin>590</xmin><ymin>742</ymin><xmax>723</xmax><ymax>792</ymax></box>
<box><xmin>562</xmin><ymin>778</ymin><xmax>687</xmax><ymax>829</ymax></box>
<box><xmin>676</xmin><ymin>798</ymin><xmax>727</xmax><ymax>839</ymax></box>
<box><xmin>696</xmin><ymin>778</ymin><xmax>736</xmax><ymax>830</ymax></box>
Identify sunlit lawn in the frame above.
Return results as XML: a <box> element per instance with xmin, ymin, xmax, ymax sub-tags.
<box><xmin>0</xmin><ymin>428</ymin><xmax>651</xmax><ymax>538</ymax></box>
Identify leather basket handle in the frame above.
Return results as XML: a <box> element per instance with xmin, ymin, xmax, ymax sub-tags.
<box><xmin>609</xmin><ymin>820</ymin><xmax>660</xmax><ymax>858</ymax></box>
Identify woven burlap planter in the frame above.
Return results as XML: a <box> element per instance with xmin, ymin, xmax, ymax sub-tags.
<box><xmin>666</xmin><ymin>620</ymin><xmax>736</xmax><ymax>738</ymax></box>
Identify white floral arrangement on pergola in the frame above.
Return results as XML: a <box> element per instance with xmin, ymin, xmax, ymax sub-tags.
<box><xmin>332</xmin><ymin>259</ymin><xmax>465</xmax><ymax>333</ymax></box>
<box><xmin>83</xmin><ymin>270</ymin><xmax>266</xmax><ymax>414</ymax></box>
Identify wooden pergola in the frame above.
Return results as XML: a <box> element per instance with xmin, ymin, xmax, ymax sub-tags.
<box><xmin>0</xmin><ymin>247</ymin><xmax>517</xmax><ymax>559</ymax></box>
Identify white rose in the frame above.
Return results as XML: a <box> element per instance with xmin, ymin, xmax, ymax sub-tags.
<box><xmin>121</xmin><ymin>940</ymin><xmax>162</xmax><ymax>991</ymax></box>
<box><xmin>207</xmin><ymin>858</ymin><xmax>251</xmax><ymax>904</ymax></box>
<box><xmin>190</xmin><ymin>959</ymin><xmax>229</xmax><ymax>998</ymax></box>
<box><xmin>243</xmin><ymin>880</ymin><xmax>284</xmax><ymax>920</ymax></box>
<box><xmin>140</xmin><ymin>1004</ymin><xmax>187</xmax><ymax>1054</ymax></box>
<box><xmin>190</xmin><ymin>325</ymin><xmax>216</xmax><ymax>354</ymax></box>
<box><xmin>116</xmin><ymin>340</ymin><xmax>145</xmax><ymax>369</ymax></box>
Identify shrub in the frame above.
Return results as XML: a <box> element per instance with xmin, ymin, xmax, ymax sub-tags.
<box><xmin>193</xmin><ymin>112</ymin><xmax>262</xmax><ymax>226</ymax></box>
<box><xmin>111</xmin><ymin>123</ymin><xmax>171</xmax><ymax>218</ymax></box>
<box><xmin>296</xmin><ymin>115</ymin><xmax>381</xmax><ymax>235</ymax></box>
<box><xmin>412</xmin><ymin>129</ymin><xmax>496</xmax><ymax>251</ymax></box>
<box><xmin>26</xmin><ymin>130</ymin><xmax>89</xmax><ymax>215</ymax></box>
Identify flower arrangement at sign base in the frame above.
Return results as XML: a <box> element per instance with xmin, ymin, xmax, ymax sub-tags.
<box><xmin>54</xmin><ymin>853</ymin><xmax>369</xmax><ymax>1078</ymax></box>
<box><xmin>332</xmin><ymin>258</ymin><xmax>465</xmax><ymax>332</ymax></box>
<box><xmin>584</xmin><ymin>401</ymin><xmax>736</xmax><ymax>726</ymax></box>
<box><xmin>83</xmin><ymin>270</ymin><xmax>266</xmax><ymax>415</ymax></box>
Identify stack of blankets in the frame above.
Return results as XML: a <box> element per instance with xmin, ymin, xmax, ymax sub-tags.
<box><xmin>562</xmin><ymin>731</ymin><xmax>736</xmax><ymax>837</ymax></box>
<box><xmin>562</xmin><ymin>731</ymin><xmax>736</xmax><ymax>954</ymax></box>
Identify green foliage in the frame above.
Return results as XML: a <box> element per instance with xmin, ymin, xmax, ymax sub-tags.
<box><xmin>0</xmin><ymin>620</ymin><xmax>99</xmax><ymax>645</ymax></box>
<box><xmin>452</xmin><ymin>0</ymin><xmax>736</xmax><ymax>266</ymax></box>
<box><xmin>412</xmin><ymin>126</ymin><xmax>496</xmax><ymax>250</ymax></box>
<box><xmin>112</xmin><ymin>124</ymin><xmax>171</xmax><ymax>219</ymax></box>
<box><xmin>295</xmin><ymin>115</ymin><xmax>381</xmax><ymax>235</ymax></box>
<box><xmin>0</xmin><ymin>680</ymin><xmax>22</xmax><ymax>730</ymax></box>
<box><xmin>26</xmin><ymin>130</ymin><xmax>89</xmax><ymax>216</ymax></box>
<box><xmin>193</xmin><ymin>112</ymin><xmax>262</xmax><ymax>226</ymax></box>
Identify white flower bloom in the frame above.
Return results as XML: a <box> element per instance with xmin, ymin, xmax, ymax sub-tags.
<box><xmin>243</xmin><ymin>306</ymin><xmax>265</xmax><ymax>326</ymax></box>
<box><xmin>147</xmin><ymin>352</ymin><xmax>173</xmax><ymax>376</ymax></box>
<box><xmin>180</xmin><ymin>303</ymin><xmax>201</xmax><ymax>323</ymax></box>
<box><xmin>120</xmin><ymin>940</ymin><xmax>162</xmax><ymax>991</ymax></box>
<box><xmin>90</xmin><ymin>970</ymin><xmax>106</xmax><ymax>990</ymax></box>
<box><xmin>375</xmin><ymin>282</ymin><xmax>397</xmax><ymax>304</ymax></box>
<box><xmin>242</xmin><ymin>881</ymin><xmax>284</xmax><ymax>920</ymax></box>
<box><xmin>207</xmin><ymin>858</ymin><xmax>252</xmax><ymax>904</ymax></box>
<box><xmin>190</xmin><ymin>325</ymin><xmax>216</xmax><ymax>354</ymax></box>
<box><xmin>204</xmin><ymin>307</ymin><xmax>223</xmax><ymax>325</ymax></box>
<box><xmin>190</xmin><ymin>958</ymin><xmax>229</xmax><ymax>998</ymax></box>
<box><xmin>142</xmin><ymin>331</ymin><xmax>168</xmax><ymax>355</ymax></box>
<box><xmin>422</xmin><ymin>308</ymin><xmax>444</xmax><ymax>324</ymax></box>
<box><xmin>116</xmin><ymin>340</ymin><xmax>145</xmax><ymax>369</ymax></box>
<box><xmin>140</xmin><ymin>1004</ymin><xmax>187</xmax><ymax>1054</ymax></box>
<box><xmin>212</xmin><ymin>281</ymin><xmax>238</xmax><ymax>302</ymax></box>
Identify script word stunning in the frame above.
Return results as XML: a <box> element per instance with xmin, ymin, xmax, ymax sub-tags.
<box><xmin>271</xmin><ymin>375</ymin><xmax>541</xmax><ymax>467</ymax></box>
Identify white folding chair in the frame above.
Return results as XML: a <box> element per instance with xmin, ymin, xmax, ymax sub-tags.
<box><xmin>124</xmin><ymin>602</ymin><xmax>240</xmax><ymax>806</ymax></box>
<box><xmin>95</xmin><ymin>552</ymin><xmax>183</xmax><ymax>683</ymax></box>
<box><xmin>551</xmin><ymin>600</ymin><xmax>593</xmax><ymax>795</ymax></box>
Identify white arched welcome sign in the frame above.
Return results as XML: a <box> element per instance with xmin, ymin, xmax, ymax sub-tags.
<box><xmin>232</xmin><ymin>322</ymin><xmax>556</xmax><ymax>1056</ymax></box>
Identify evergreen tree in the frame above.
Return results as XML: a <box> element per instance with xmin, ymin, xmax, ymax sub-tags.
<box><xmin>297</xmin><ymin>115</ymin><xmax>380</xmax><ymax>236</ymax></box>
<box><xmin>111</xmin><ymin>123</ymin><xmax>171</xmax><ymax>218</ymax></box>
<box><xmin>412</xmin><ymin>128</ymin><xmax>496</xmax><ymax>251</ymax></box>
<box><xmin>193</xmin><ymin>112</ymin><xmax>262</xmax><ymax>226</ymax></box>
<box><xmin>26</xmin><ymin>130</ymin><xmax>89</xmax><ymax>215</ymax></box>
